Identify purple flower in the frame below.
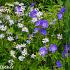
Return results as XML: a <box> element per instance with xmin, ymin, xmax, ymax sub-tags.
<box><xmin>39</xmin><ymin>47</ymin><xmax>48</xmax><ymax>56</ymax></box>
<box><xmin>57</xmin><ymin>13</ymin><xmax>63</xmax><ymax>20</ymax></box>
<box><xmin>36</xmin><ymin>19</ymin><xmax>42</xmax><ymax>26</ymax></box>
<box><xmin>62</xmin><ymin>44</ymin><xmax>70</xmax><ymax>58</ymax></box>
<box><xmin>29</xmin><ymin>9</ymin><xmax>38</xmax><ymax>18</ymax></box>
<box><xmin>40</xmin><ymin>29</ymin><xmax>47</xmax><ymax>35</ymax></box>
<box><xmin>36</xmin><ymin>19</ymin><xmax>48</xmax><ymax>28</ymax></box>
<box><xmin>15</xmin><ymin>6</ymin><xmax>22</xmax><ymax>14</ymax></box>
<box><xmin>60</xmin><ymin>7</ymin><xmax>65</xmax><ymax>13</ymax></box>
<box><xmin>49</xmin><ymin>44</ymin><xmax>57</xmax><ymax>53</ymax></box>
<box><xmin>56</xmin><ymin>60</ymin><xmax>62</xmax><ymax>68</ymax></box>
<box><xmin>34</xmin><ymin>28</ymin><xmax>39</xmax><ymax>33</ymax></box>
<box><xmin>30</xmin><ymin>3</ymin><xmax>35</xmax><ymax>7</ymax></box>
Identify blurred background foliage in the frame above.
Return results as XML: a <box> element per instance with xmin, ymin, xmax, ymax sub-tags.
<box><xmin>0</xmin><ymin>0</ymin><xmax>66</xmax><ymax>5</ymax></box>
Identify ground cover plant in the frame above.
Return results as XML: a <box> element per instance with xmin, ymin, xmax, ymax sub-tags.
<box><xmin>0</xmin><ymin>0</ymin><xmax>70</xmax><ymax>70</ymax></box>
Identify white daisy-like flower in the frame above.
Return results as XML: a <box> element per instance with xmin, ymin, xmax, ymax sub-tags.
<box><xmin>37</xmin><ymin>11</ymin><xmax>43</xmax><ymax>17</ymax></box>
<box><xmin>0</xmin><ymin>25</ymin><xmax>7</xmax><ymax>31</ymax></box>
<box><xmin>0</xmin><ymin>20</ymin><xmax>2</xmax><ymax>23</ymax></box>
<box><xmin>22</xmin><ymin>27</ymin><xmax>29</xmax><ymax>32</ymax></box>
<box><xmin>7</xmin><ymin>36</ymin><xmax>14</xmax><ymax>41</ymax></box>
<box><xmin>26</xmin><ymin>40</ymin><xmax>31</xmax><ymax>44</ymax></box>
<box><xmin>21</xmin><ymin>48</ymin><xmax>27</xmax><ymax>56</ymax></box>
<box><xmin>9</xmin><ymin>19</ymin><xmax>14</xmax><ymax>25</ymax></box>
<box><xmin>31</xmin><ymin>17</ymin><xmax>38</xmax><ymax>23</ymax></box>
<box><xmin>0</xmin><ymin>34</ymin><xmax>5</xmax><ymax>39</ymax></box>
<box><xmin>42</xmin><ymin>38</ymin><xmax>49</xmax><ymax>43</ymax></box>
<box><xmin>18</xmin><ymin>56</ymin><xmax>25</xmax><ymax>61</ymax></box>
<box><xmin>57</xmin><ymin>34</ymin><xmax>63</xmax><ymax>40</ymax></box>
<box><xmin>8</xmin><ymin>59</ymin><xmax>14</xmax><ymax>65</ymax></box>
<box><xmin>31</xmin><ymin>53</ymin><xmax>36</xmax><ymax>58</ymax></box>
<box><xmin>17</xmin><ymin>23</ymin><xmax>24</xmax><ymax>28</ymax></box>
<box><xmin>5</xmin><ymin>15</ymin><xmax>10</xmax><ymax>20</ymax></box>
<box><xmin>10</xmin><ymin>50</ymin><xmax>16</xmax><ymax>58</ymax></box>
<box><xmin>16</xmin><ymin>44</ymin><xmax>26</xmax><ymax>50</ymax></box>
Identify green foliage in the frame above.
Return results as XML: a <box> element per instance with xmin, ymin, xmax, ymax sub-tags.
<box><xmin>0</xmin><ymin>0</ymin><xmax>70</xmax><ymax>70</ymax></box>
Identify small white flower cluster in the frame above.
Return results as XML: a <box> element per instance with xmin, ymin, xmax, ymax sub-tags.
<box><xmin>10</xmin><ymin>50</ymin><xmax>16</xmax><ymax>58</ymax></box>
<box><xmin>17</xmin><ymin>22</ymin><xmax>29</xmax><ymax>32</ymax></box>
<box><xmin>8</xmin><ymin>59</ymin><xmax>14</xmax><ymax>66</ymax></box>
<box><xmin>0</xmin><ymin>25</ymin><xmax>7</xmax><ymax>31</ymax></box>
<box><xmin>17</xmin><ymin>23</ymin><xmax>24</xmax><ymax>28</ymax></box>
<box><xmin>57</xmin><ymin>34</ymin><xmax>63</xmax><ymax>40</ymax></box>
<box><xmin>7</xmin><ymin>36</ymin><xmax>14</xmax><ymax>41</ymax></box>
<box><xmin>42</xmin><ymin>38</ymin><xmax>49</xmax><ymax>44</ymax></box>
<box><xmin>18</xmin><ymin>56</ymin><xmax>25</xmax><ymax>61</ymax></box>
<box><xmin>15</xmin><ymin>44</ymin><xmax>26</xmax><ymax>50</ymax></box>
<box><xmin>0</xmin><ymin>6</ymin><xmax>9</xmax><ymax>13</ymax></box>
<box><xmin>31</xmin><ymin>53</ymin><xmax>36</xmax><ymax>58</ymax></box>
<box><xmin>10</xmin><ymin>43</ymin><xmax>27</xmax><ymax>61</ymax></box>
<box><xmin>22</xmin><ymin>27</ymin><xmax>29</xmax><ymax>32</ymax></box>
<box><xmin>0</xmin><ymin>34</ymin><xmax>5</xmax><ymax>39</ymax></box>
<box><xmin>5</xmin><ymin>15</ymin><xmax>14</xmax><ymax>26</ymax></box>
<box><xmin>0</xmin><ymin>20</ymin><xmax>2</xmax><ymax>23</ymax></box>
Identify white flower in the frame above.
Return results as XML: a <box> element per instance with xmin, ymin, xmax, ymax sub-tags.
<box><xmin>8</xmin><ymin>59</ymin><xmax>14</xmax><ymax>65</ymax></box>
<box><xmin>7</xmin><ymin>36</ymin><xmax>14</xmax><ymax>41</ymax></box>
<box><xmin>18</xmin><ymin>56</ymin><xmax>25</xmax><ymax>61</ymax></box>
<box><xmin>21</xmin><ymin>48</ymin><xmax>27</xmax><ymax>56</ymax></box>
<box><xmin>0</xmin><ymin>20</ymin><xmax>2</xmax><ymax>23</ymax></box>
<box><xmin>9</xmin><ymin>20</ymin><xmax>14</xmax><ymax>25</ymax></box>
<box><xmin>0</xmin><ymin>25</ymin><xmax>7</xmax><ymax>31</ymax></box>
<box><xmin>5</xmin><ymin>15</ymin><xmax>10</xmax><ymax>20</ymax></box>
<box><xmin>0</xmin><ymin>34</ymin><xmax>5</xmax><ymax>39</ymax></box>
<box><xmin>42</xmin><ymin>38</ymin><xmax>49</xmax><ymax>43</ymax></box>
<box><xmin>57</xmin><ymin>34</ymin><xmax>63</xmax><ymax>40</ymax></box>
<box><xmin>16</xmin><ymin>44</ymin><xmax>26</xmax><ymax>50</ymax></box>
<box><xmin>22</xmin><ymin>27</ymin><xmax>29</xmax><ymax>32</ymax></box>
<box><xmin>37</xmin><ymin>11</ymin><xmax>43</xmax><ymax>17</ymax></box>
<box><xmin>31</xmin><ymin>18</ymin><xmax>37</xmax><ymax>23</ymax></box>
<box><xmin>10</xmin><ymin>50</ymin><xmax>16</xmax><ymax>58</ymax></box>
<box><xmin>50</xmin><ymin>18</ymin><xmax>57</xmax><ymax>25</ymax></box>
<box><xmin>26</xmin><ymin>40</ymin><xmax>31</xmax><ymax>44</ymax></box>
<box><xmin>17</xmin><ymin>23</ymin><xmax>24</xmax><ymax>28</ymax></box>
<box><xmin>31</xmin><ymin>54</ymin><xmax>36</xmax><ymax>58</ymax></box>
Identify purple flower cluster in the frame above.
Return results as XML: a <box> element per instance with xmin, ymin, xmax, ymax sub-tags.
<box><xmin>39</xmin><ymin>47</ymin><xmax>48</xmax><ymax>56</ymax></box>
<box><xmin>62</xmin><ymin>44</ymin><xmax>70</xmax><ymax>58</ymax></box>
<box><xmin>34</xmin><ymin>19</ymin><xmax>48</xmax><ymax>35</ymax></box>
<box><xmin>49</xmin><ymin>44</ymin><xmax>57</xmax><ymax>53</ymax></box>
<box><xmin>30</xmin><ymin>3</ymin><xmax>35</xmax><ymax>7</ymax></box>
<box><xmin>36</xmin><ymin>19</ymin><xmax>48</xmax><ymax>28</ymax></box>
<box><xmin>57</xmin><ymin>7</ymin><xmax>65</xmax><ymax>20</ymax></box>
<box><xmin>39</xmin><ymin>44</ymin><xmax>58</xmax><ymax>56</ymax></box>
<box><xmin>29</xmin><ymin>9</ymin><xmax>38</xmax><ymax>18</ymax></box>
<box><xmin>56</xmin><ymin>60</ymin><xmax>62</xmax><ymax>68</ymax></box>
